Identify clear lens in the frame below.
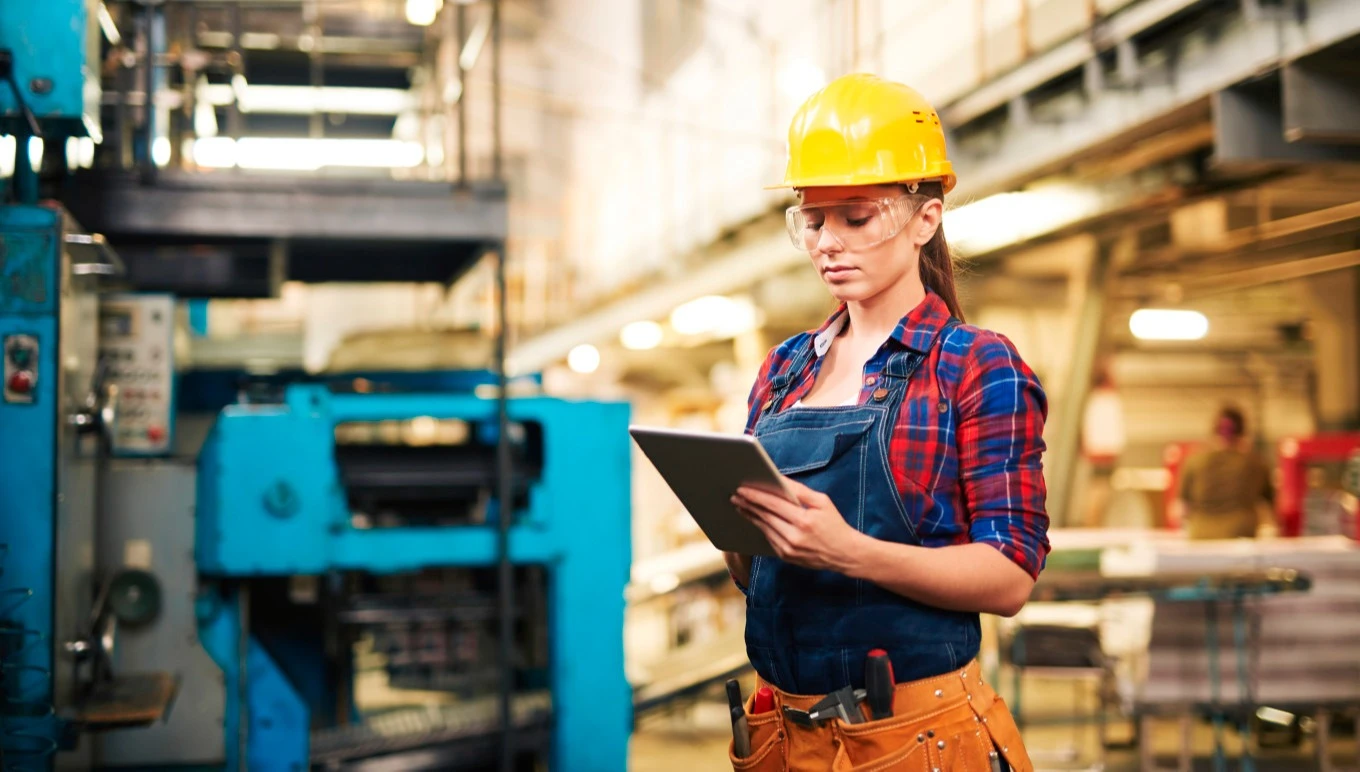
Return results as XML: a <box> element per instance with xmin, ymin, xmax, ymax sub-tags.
<box><xmin>785</xmin><ymin>196</ymin><xmax>919</xmax><ymax>251</ymax></box>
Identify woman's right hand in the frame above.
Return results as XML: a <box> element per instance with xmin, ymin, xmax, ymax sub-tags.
<box><xmin>723</xmin><ymin>551</ymin><xmax>752</xmax><ymax>590</ymax></box>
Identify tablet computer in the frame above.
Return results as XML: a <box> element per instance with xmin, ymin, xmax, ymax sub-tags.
<box><xmin>629</xmin><ymin>425</ymin><xmax>796</xmax><ymax>557</ymax></box>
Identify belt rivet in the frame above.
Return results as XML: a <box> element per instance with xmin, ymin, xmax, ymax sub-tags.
<box><xmin>927</xmin><ymin>730</ymin><xmax>935</xmax><ymax>738</ymax></box>
<box><xmin>981</xmin><ymin>717</ymin><xmax>988</xmax><ymax>723</ymax></box>
<box><xmin>937</xmin><ymin>740</ymin><xmax>946</xmax><ymax>749</ymax></box>
<box><xmin>917</xmin><ymin>734</ymin><xmax>925</xmax><ymax>743</ymax></box>
<box><xmin>934</xmin><ymin>689</ymin><xmax>943</xmax><ymax>698</ymax></box>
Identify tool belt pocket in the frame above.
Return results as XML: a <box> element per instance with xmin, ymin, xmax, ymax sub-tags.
<box><xmin>970</xmin><ymin>692</ymin><xmax>1033</xmax><ymax>772</ymax></box>
<box><xmin>834</xmin><ymin>712</ymin><xmax>934</xmax><ymax>771</ymax></box>
<box><xmin>729</xmin><ymin>706</ymin><xmax>785</xmax><ymax>771</ymax></box>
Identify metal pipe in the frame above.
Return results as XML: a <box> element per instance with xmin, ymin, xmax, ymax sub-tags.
<box><xmin>492</xmin><ymin>0</ymin><xmax>502</xmax><ymax>181</ymax></box>
<box><xmin>1045</xmin><ymin>236</ymin><xmax>1114</xmax><ymax>528</ymax></box>
<box><xmin>238</xmin><ymin>583</ymin><xmax>250</xmax><ymax>770</ymax></box>
<box><xmin>142</xmin><ymin>3</ymin><xmax>157</xmax><ymax>180</ymax></box>
<box><xmin>228</xmin><ymin>3</ymin><xmax>244</xmax><ymax>141</ymax></box>
<box><xmin>494</xmin><ymin>244</ymin><xmax>514</xmax><ymax>772</ymax></box>
<box><xmin>306</xmin><ymin>0</ymin><xmax>323</xmax><ymax>139</ymax></box>
<box><xmin>456</xmin><ymin>2</ymin><xmax>468</xmax><ymax>186</ymax></box>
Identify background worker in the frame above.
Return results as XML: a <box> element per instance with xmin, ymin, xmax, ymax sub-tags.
<box><xmin>721</xmin><ymin>73</ymin><xmax>1048</xmax><ymax>771</ymax></box>
<box><xmin>1176</xmin><ymin>404</ymin><xmax>1277</xmax><ymax>539</ymax></box>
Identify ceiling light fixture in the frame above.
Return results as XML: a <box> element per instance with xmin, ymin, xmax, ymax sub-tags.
<box><xmin>567</xmin><ymin>344</ymin><xmax>600</xmax><ymax>374</ymax></box>
<box><xmin>620</xmin><ymin>321</ymin><xmax>663</xmax><ymax>351</ymax></box>
<box><xmin>405</xmin><ymin>0</ymin><xmax>442</xmax><ymax>26</ymax></box>
<box><xmin>1129</xmin><ymin>309</ymin><xmax>1209</xmax><ymax>341</ymax></box>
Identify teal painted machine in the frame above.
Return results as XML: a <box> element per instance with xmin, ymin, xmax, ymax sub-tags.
<box><xmin>185</xmin><ymin>382</ymin><xmax>634</xmax><ymax>770</ymax></box>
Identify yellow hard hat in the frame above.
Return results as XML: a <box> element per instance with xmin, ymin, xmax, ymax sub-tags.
<box><xmin>769</xmin><ymin>73</ymin><xmax>956</xmax><ymax>194</ymax></box>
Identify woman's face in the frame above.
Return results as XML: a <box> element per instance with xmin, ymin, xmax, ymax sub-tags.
<box><xmin>797</xmin><ymin>184</ymin><xmax>938</xmax><ymax>304</ymax></box>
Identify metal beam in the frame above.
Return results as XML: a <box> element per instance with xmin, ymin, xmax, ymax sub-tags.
<box><xmin>1178</xmin><ymin>249</ymin><xmax>1360</xmax><ymax>296</ymax></box>
<box><xmin>940</xmin><ymin>0</ymin><xmax>1206</xmax><ymax>127</ymax></box>
<box><xmin>64</xmin><ymin>170</ymin><xmax>508</xmax><ymax>242</ymax></box>
<box><xmin>1283</xmin><ymin>49</ymin><xmax>1360</xmax><ymax>144</ymax></box>
<box><xmin>949</xmin><ymin>0</ymin><xmax>1360</xmax><ymax>199</ymax></box>
<box><xmin>1213</xmin><ymin>78</ymin><xmax>1357</xmax><ymax>167</ymax></box>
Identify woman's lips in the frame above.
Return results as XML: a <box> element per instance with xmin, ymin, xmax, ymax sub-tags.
<box><xmin>823</xmin><ymin>265</ymin><xmax>856</xmax><ymax>277</ymax></box>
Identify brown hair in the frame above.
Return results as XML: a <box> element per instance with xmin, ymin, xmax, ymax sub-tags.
<box><xmin>908</xmin><ymin>181</ymin><xmax>965</xmax><ymax>322</ymax></box>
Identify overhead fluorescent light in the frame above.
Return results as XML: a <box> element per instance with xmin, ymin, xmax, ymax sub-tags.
<box><xmin>97</xmin><ymin>3</ymin><xmax>121</xmax><ymax>46</ymax></box>
<box><xmin>1129</xmin><ymin>309</ymin><xmax>1209</xmax><ymax>341</ymax></box>
<box><xmin>460</xmin><ymin>16</ymin><xmax>490</xmax><ymax>71</ymax></box>
<box><xmin>670</xmin><ymin>295</ymin><xmax>758</xmax><ymax>337</ymax></box>
<box><xmin>195</xmin><ymin>83</ymin><xmax>414</xmax><ymax>116</ymax></box>
<box><xmin>620</xmin><ymin>321</ymin><xmax>663</xmax><ymax>350</ymax></box>
<box><xmin>191</xmin><ymin>137</ymin><xmax>425</xmax><ymax>171</ymax></box>
<box><xmin>567</xmin><ymin>344</ymin><xmax>600</xmax><ymax>374</ymax></box>
<box><xmin>945</xmin><ymin>185</ymin><xmax>1104</xmax><ymax>255</ymax></box>
<box><xmin>406</xmin><ymin>0</ymin><xmax>442</xmax><ymax>26</ymax></box>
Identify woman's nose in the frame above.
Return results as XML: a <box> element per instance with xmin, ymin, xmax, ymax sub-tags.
<box><xmin>816</xmin><ymin>226</ymin><xmax>843</xmax><ymax>254</ymax></box>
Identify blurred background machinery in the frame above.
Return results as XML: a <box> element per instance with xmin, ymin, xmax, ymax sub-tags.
<box><xmin>0</xmin><ymin>1</ymin><xmax>633</xmax><ymax>770</ymax></box>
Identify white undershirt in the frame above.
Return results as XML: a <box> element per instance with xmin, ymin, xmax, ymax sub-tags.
<box><xmin>792</xmin><ymin>394</ymin><xmax>858</xmax><ymax>408</ymax></box>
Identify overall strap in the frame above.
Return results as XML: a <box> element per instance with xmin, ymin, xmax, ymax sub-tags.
<box><xmin>752</xmin><ymin>336</ymin><xmax>817</xmax><ymax>423</ymax></box>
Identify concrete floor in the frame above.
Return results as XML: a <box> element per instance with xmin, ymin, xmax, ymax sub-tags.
<box><xmin>630</xmin><ymin>676</ymin><xmax>1359</xmax><ymax>771</ymax></box>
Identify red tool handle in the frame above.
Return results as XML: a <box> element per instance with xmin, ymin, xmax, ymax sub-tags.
<box><xmin>866</xmin><ymin>649</ymin><xmax>895</xmax><ymax>719</ymax></box>
<box><xmin>752</xmin><ymin>687</ymin><xmax>775</xmax><ymax>715</ymax></box>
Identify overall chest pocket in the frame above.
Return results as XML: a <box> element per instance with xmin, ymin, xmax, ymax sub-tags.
<box><xmin>760</xmin><ymin>416</ymin><xmax>875</xmax><ymax>476</ymax></box>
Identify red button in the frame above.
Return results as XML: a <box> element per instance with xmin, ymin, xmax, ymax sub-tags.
<box><xmin>7</xmin><ymin>370</ymin><xmax>34</xmax><ymax>394</ymax></box>
<box><xmin>146</xmin><ymin>426</ymin><xmax>165</xmax><ymax>443</ymax></box>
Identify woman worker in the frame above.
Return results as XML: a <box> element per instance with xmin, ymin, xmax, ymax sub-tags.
<box><xmin>723</xmin><ymin>73</ymin><xmax>1049</xmax><ymax>771</ymax></box>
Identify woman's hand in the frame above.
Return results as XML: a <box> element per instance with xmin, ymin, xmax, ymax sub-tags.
<box><xmin>732</xmin><ymin>478</ymin><xmax>867</xmax><ymax>574</ymax></box>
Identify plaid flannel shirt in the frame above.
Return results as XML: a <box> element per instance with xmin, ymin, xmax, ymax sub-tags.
<box><xmin>744</xmin><ymin>290</ymin><xmax>1051</xmax><ymax>579</ymax></box>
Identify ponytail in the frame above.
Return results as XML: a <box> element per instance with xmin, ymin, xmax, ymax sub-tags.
<box><xmin>908</xmin><ymin>182</ymin><xmax>965</xmax><ymax>322</ymax></box>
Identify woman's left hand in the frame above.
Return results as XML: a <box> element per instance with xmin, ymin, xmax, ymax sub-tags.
<box><xmin>732</xmin><ymin>478</ymin><xmax>867</xmax><ymax>573</ymax></box>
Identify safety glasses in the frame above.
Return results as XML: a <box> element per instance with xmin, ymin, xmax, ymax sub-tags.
<box><xmin>784</xmin><ymin>195</ymin><xmax>922</xmax><ymax>252</ymax></box>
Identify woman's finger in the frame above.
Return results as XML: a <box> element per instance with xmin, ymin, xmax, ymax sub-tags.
<box><xmin>736</xmin><ymin>488</ymin><xmax>804</xmax><ymax>523</ymax></box>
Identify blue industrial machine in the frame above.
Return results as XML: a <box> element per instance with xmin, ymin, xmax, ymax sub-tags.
<box><xmin>182</xmin><ymin>382</ymin><xmax>633</xmax><ymax>770</ymax></box>
<box><xmin>0</xmin><ymin>203</ymin><xmax>123</xmax><ymax>770</ymax></box>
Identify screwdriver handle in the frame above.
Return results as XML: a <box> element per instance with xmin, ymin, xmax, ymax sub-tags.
<box><xmin>752</xmin><ymin>687</ymin><xmax>775</xmax><ymax>714</ymax></box>
<box><xmin>866</xmin><ymin>648</ymin><xmax>895</xmax><ymax>719</ymax></box>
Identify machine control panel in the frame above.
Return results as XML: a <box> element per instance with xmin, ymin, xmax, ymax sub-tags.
<box><xmin>3</xmin><ymin>334</ymin><xmax>39</xmax><ymax>404</ymax></box>
<box><xmin>99</xmin><ymin>294</ymin><xmax>175</xmax><ymax>455</ymax></box>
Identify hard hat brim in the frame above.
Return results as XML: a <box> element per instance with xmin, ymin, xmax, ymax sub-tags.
<box><xmin>764</xmin><ymin>174</ymin><xmax>957</xmax><ymax>195</ymax></box>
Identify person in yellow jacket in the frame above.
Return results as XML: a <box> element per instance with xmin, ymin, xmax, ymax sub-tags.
<box><xmin>722</xmin><ymin>73</ymin><xmax>1046</xmax><ymax>771</ymax></box>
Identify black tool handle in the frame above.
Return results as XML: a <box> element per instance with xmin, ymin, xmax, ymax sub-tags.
<box><xmin>725</xmin><ymin>679</ymin><xmax>751</xmax><ymax>757</ymax></box>
<box><xmin>866</xmin><ymin>649</ymin><xmax>894</xmax><ymax>719</ymax></box>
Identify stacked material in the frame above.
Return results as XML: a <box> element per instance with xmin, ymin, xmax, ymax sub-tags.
<box><xmin>1138</xmin><ymin>537</ymin><xmax>1360</xmax><ymax>710</ymax></box>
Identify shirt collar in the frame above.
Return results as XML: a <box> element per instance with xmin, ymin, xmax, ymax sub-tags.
<box><xmin>811</xmin><ymin>289</ymin><xmax>953</xmax><ymax>357</ymax></box>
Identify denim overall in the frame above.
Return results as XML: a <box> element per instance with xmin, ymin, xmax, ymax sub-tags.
<box><xmin>745</xmin><ymin>326</ymin><xmax>981</xmax><ymax>696</ymax></box>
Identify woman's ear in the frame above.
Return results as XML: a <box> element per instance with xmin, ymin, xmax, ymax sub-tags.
<box><xmin>912</xmin><ymin>199</ymin><xmax>943</xmax><ymax>248</ymax></box>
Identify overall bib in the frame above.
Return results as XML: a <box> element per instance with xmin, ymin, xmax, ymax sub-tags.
<box><xmin>732</xmin><ymin>331</ymin><xmax>1034</xmax><ymax>772</ymax></box>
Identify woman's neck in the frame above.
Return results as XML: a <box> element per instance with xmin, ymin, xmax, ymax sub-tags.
<box><xmin>844</xmin><ymin>278</ymin><xmax>927</xmax><ymax>345</ymax></box>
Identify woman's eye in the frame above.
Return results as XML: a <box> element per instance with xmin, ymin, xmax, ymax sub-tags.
<box><xmin>846</xmin><ymin>217</ymin><xmax>872</xmax><ymax>227</ymax></box>
<box><xmin>804</xmin><ymin>219</ymin><xmax>824</xmax><ymax>231</ymax></box>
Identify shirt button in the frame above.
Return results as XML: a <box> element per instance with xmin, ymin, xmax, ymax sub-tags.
<box><xmin>863</xmin><ymin>376</ymin><xmax>877</xmax><ymax>387</ymax></box>
<box><xmin>938</xmin><ymin>401</ymin><xmax>949</xmax><ymax>414</ymax></box>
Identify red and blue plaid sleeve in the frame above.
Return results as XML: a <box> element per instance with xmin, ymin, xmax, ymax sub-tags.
<box><xmin>956</xmin><ymin>331</ymin><xmax>1051</xmax><ymax>580</ymax></box>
